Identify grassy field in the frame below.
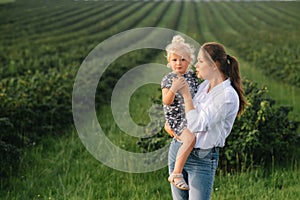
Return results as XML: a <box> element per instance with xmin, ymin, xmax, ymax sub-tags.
<box><xmin>1</xmin><ymin>0</ymin><xmax>300</xmax><ymax>199</ymax></box>
<box><xmin>2</xmin><ymin>124</ymin><xmax>299</xmax><ymax>200</ymax></box>
<box><xmin>2</xmin><ymin>75</ymin><xmax>300</xmax><ymax>199</ymax></box>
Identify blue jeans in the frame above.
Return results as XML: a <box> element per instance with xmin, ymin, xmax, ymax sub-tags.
<box><xmin>168</xmin><ymin>139</ymin><xmax>219</xmax><ymax>200</ymax></box>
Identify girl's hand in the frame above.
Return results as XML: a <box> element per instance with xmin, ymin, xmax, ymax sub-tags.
<box><xmin>164</xmin><ymin>122</ymin><xmax>175</xmax><ymax>138</ymax></box>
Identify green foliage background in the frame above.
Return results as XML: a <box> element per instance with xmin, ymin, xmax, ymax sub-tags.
<box><xmin>137</xmin><ymin>79</ymin><xmax>300</xmax><ymax>170</ymax></box>
<box><xmin>0</xmin><ymin>0</ymin><xmax>299</xmax><ymax>191</ymax></box>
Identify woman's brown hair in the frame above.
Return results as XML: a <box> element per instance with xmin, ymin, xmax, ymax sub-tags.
<box><xmin>201</xmin><ymin>42</ymin><xmax>246</xmax><ymax>116</ymax></box>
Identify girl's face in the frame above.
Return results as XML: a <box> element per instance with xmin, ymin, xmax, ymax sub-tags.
<box><xmin>168</xmin><ymin>53</ymin><xmax>190</xmax><ymax>75</ymax></box>
<box><xmin>195</xmin><ymin>49</ymin><xmax>214</xmax><ymax>80</ymax></box>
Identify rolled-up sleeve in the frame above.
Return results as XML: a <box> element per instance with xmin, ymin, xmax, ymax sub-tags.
<box><xmin>186</xmin><ymin>86</ymin><xmax>230</xmax><ymax>134</ymax></box>
<box><xmin>186</xmin><ymin>108</ymin><xmax>209</xmax><ymax>133</ymax></box>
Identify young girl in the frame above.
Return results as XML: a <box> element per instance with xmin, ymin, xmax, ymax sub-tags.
<box><xmin>161</xmin><ymin>35</ymin><xmax>199</xmax><ymax>190</ymax></box>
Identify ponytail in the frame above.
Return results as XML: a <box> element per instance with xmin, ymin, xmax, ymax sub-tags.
<box><xmin>226</xmin><ymin>55</ymin><xmax>246</xmax><ymax>116</ymax></box>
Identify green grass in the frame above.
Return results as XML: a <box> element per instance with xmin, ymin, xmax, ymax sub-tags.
<box><xmin>1</xmin><ymin>126</ymin><xmax>299</xmax><ymax>200</ymax></box>
<box><xmin>213</xmin><ymin>161</ymin><xmax>300</xmax><ymax>200</ymax></box>
<box><xmin>2</xmin><ymin>82</ymin><xmax>299</xmax><ymax>199</ymax></box>
<box><xmin>1</xmin><ymin>1</ymin><xmax>299</xmax><ymax>199</ymax></box>
<box><xmin>1</xmin><ymin>129</ymin><xmax>171</xmax><ymax>200</ymax></box>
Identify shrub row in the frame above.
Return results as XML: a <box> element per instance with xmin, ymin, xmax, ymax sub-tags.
<box><xmin>0</xmin><ymin>68</ymin><xmax>75</xmax><ymax>177</ymax></box>
<box><xmin>137</xmin><ymin>79</ymin><xmax>300</xmax><ymax>171</ymax></box>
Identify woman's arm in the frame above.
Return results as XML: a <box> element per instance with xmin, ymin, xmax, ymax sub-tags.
<box><xmin>178</xmin><ymin>81</ymin><xmax>205</xmax><ymax>133</ymax></box>
<box><xmin>179</xmin><ymin>81</ymin><xmax>195</xmax><ymax>112</ymax></box>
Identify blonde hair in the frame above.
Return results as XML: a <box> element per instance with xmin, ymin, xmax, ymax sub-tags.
<box><xmin>166</xmin><ymin>35</ymin><xmax>195</xmax><ymax>68</ymax></box>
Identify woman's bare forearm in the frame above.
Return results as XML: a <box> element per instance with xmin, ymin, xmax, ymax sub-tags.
<box><xmin>183</xmin><ymin>93</ymin><xmax>195</xmax><ymax>113</ymax></box>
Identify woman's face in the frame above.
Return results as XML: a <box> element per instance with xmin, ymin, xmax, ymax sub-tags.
<box><xmin>195</xmin><ymin>49</ymin><xmax>214</xmax><ymax>80</ymax></box>
<box><xmin>168</xmin><ymin>53</ymin><xmax>190</xmax><ymax>75</ymax></box>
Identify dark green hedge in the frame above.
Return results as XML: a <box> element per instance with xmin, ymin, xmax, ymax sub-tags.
<box><xmin>137</xmin><ymin>79</ymin><xmax>300</xmax><ymax>171</ymax></box>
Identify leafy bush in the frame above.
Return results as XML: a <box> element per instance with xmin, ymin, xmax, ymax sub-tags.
<box><xmin>222</xmin><ymin>79</ymin><xmax>299</xmax><ymax>170</ymax></box>
<box><xmin>0</xmin><ymin>117</ymin><xmax>21</xmax><ymax>177</ymax></box>
<box><xmin>0</xmin><ymin>48</ymin><xmax>161</xmax><ymax>177</ymax></box>
<box><xmin>137</xmin><ymin>79</ymin><xmax>300</xmax><ymax>170</ymax></box>
<box><xmin>0</xmin><ymin>68</ymin><xmax>75</xmax><ymax>177</ymax></box>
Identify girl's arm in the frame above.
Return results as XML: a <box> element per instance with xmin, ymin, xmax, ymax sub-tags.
<box><xmin>162</xmin><ymin>88</ymin><xmax>176</xmax><ymax>105</ymax></box>
<box><xmin>164</xmin><ymin>122</ymin><xmax>175</xmax><ymax>137</ymax></box>
<box><xmin>162</xmin><ymin>76</ymin><xmax>186</xmax><ymax>105</ymax></box>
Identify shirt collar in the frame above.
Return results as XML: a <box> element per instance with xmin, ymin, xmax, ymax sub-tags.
<box><xmin>208</xmin><ymin>78</ymin><xmax>231</xmax><ymax>94</ymax></box>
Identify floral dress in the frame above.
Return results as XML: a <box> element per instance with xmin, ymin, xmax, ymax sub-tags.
<box><xmin>161</xmin><ymin>70</ymin><xmax>199</xmax><ymax>136</ymax></box>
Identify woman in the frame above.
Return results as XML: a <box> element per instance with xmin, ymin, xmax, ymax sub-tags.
<box><xmin>166</xmin><ymin>42</ymin><xmax>247</xmax><ymax>200</ymax></box>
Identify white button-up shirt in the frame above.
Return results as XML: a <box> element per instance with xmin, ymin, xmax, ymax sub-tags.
<box><xmin>186</xmin><ymin>79</ymin><xmax>239</xmax><ymax>149</ymax></box>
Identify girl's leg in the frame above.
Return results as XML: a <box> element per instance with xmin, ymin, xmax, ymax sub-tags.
<box><xmin>171</xmin><ymin>129</ymin><xmax>195</xmax><ymax>186</ymax></box>
<box><xmin>168</xmin><ymin>139</ymin><xmax>189</xmax><ymax>200</ymax></box>
<box><xmin>173</xmin><ymin>128</ymin><xmax>195</xmax><ymax>174</ymax></box>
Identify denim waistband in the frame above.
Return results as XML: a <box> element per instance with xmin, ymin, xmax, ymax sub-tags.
<box><xmin>173</xmin><ymin>138</ymin><xmax>219</xmax><ymax>153</ymax></box>
<box><xmin>193</xmin><ymin>146</ymin><xmax>219</xmax><ymax>153</ymax></box>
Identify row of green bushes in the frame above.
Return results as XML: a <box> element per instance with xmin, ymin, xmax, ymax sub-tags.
<box><xmin>200</xmin><ymin>1</ymin><xmax>300</xmax><ymax>87</ymax></box>
<box><xmin>0</xmin><ymin>1</ymin><xmax>174</xmax><ymax>178</ymax></box>
<box><xmin>231</xmin><ymin>32</ymin><xmax>299</xmax><ymax>87</ymax></box>
<box><xmin>138</xmin><ymin>79</ymin><xmax>300</xmax><ymax>170</ymax></box>
<box><xmin>1</xmin><ymin>0</ymin><xmax>299</xmax><ymax>178</ymax></box>
<box><xmin>0</xmin><ymin>68</ymin><xmax>75</xmax><ymax>177</ymax></box>
<box><xmin>0</xmin><ymin>48</ymin><xmax>160</xmax><ymax>177</ymax></box>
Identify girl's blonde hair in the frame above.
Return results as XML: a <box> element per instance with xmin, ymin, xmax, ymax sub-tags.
<box><xmin>166</xmin><ymin>35</ymin><xmax>195</xmax><ymax>68</ymax></box>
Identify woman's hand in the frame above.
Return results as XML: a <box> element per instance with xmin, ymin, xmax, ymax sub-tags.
<box><xmin>178</xmin><ymin>81</ymin><xmax>190</xmax><ymax>97</ymax></box>
<box><xmin>178</xmin><ymin>80</ymin><xmax>195</xmax><ymax>113</ymax></box>
<box><xmin>170</xmin><ymin>75</ymin><xmax>186</xmax><ymax>93</ymax></box>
